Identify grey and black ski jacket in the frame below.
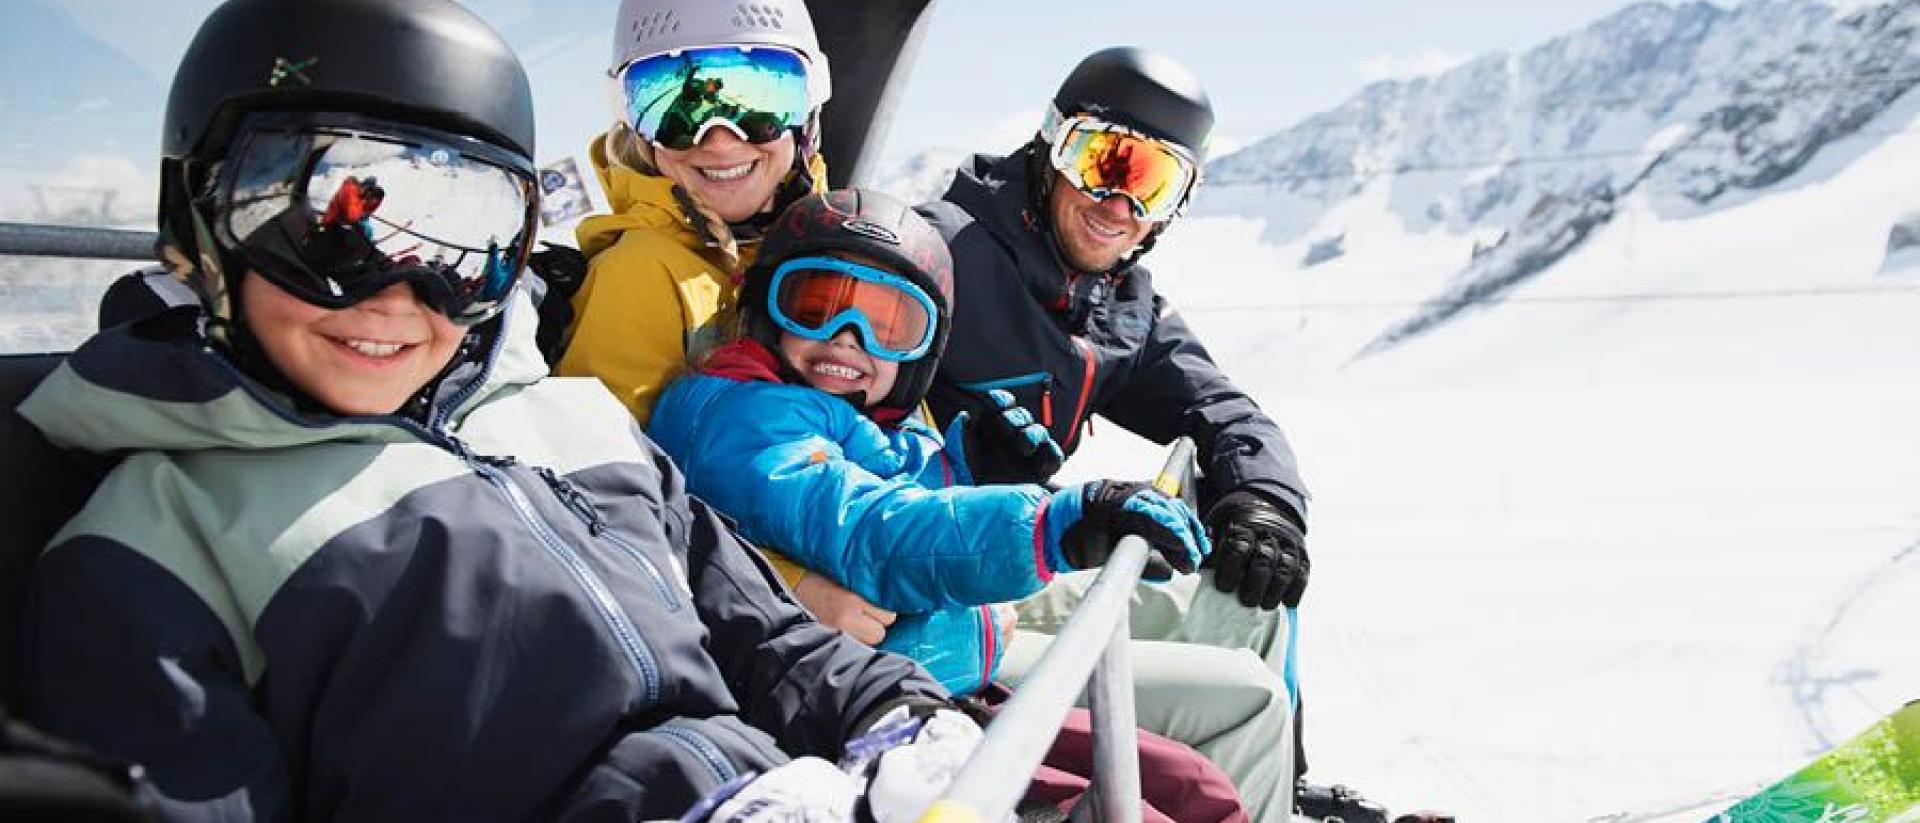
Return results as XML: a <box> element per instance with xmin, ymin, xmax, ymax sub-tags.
<box><xmin>920</xmin><ymin>149</ymin><xmax>1310</xmax><ymax>521</ymax></box>
<box><xmin>16</xmin><ymin>289</ymin><xmax>942</xmax><ymax>822</ymax></box>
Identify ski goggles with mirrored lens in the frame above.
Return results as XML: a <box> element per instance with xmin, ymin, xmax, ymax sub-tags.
<box><xmin>1047</xmin><ymin>114</ymin><xmax>1200</xmax><ymax>221</ymax></box>
<box><xmin>618</xmin><ymin>46</ymin><xmax>811</xmax><ymax>150</ymax></box>
<box><xmin>214</xmin><ymin>112</ymin><xmax>537</xmax><ymax>325</ymax></box>
<box><xmin>768</xmin><ymin>256</ymin><xmax>938</xmax><ymax>362</ymax></box>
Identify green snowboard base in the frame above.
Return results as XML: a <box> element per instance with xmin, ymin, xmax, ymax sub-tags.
<box><xmin>1708</xmin><ymin>701</ymin><xmax>1920</xmax><ymax>822</ymax></box>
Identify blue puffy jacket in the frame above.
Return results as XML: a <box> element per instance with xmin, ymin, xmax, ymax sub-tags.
<box><xmin>649</xmin><ymin>341</ymin><xmax>1060</xmax><ymax>694</ymax></box>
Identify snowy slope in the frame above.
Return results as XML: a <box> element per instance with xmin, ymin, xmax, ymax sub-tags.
<box><xmin>1201</xmin><ymin>0</ymin><xmax>1920</xmax><ymax>356</ymax></box>
<box><xmin>1055</xmin><ymin>4</ymin><xmax>1920</xmax><ymax>818</ymax></box>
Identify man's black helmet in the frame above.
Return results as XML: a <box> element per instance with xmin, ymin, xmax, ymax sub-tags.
<box><xmin>164</xmin><ymin>0</ymin><xmax>535</xmax><ymax>163</ymax></box>
<box><xmin>1052</xmin><ymin>46</ymin><xmax>1213</xmax><ymax>161</ymax></box>
<box><xmin>743</xmin><ymin>189</ymin><xmax>955</xmax><ymax>414</ymax></box>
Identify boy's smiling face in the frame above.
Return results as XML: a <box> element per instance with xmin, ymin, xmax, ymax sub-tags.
<box><xmin>241</xmin><ymin>271</ymin><xmax>465</xmax><ymax>415</ymax></box>
<box><xmin>779</xmin><ymin>328</ymin><xmax>899</xmax><ymax>407</ymax></box>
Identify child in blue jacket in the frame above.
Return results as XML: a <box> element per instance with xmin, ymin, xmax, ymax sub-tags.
<box><xmin>649</xmin><ymin>188</ymin><xmax>1248</xmax><ymax>822</ymax></box>
<box><xmin>648</xmin><ymin>188</ymin><xmax>1211</xmax><ymax>695</ymax></box>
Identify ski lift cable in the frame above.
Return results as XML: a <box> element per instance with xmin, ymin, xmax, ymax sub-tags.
<box><xmin>1207</xmin><ymin>123</ymin><xmax>1920</xmax><ymax>188</ymax></box>
<box><xmin>1249</xmin><ymin>71</ymin><xmax>1920</xmax><ymax>135</ymax></box>
<box><xmin>1180</xmin><ymin>284</ymin><xmax>1920</xmax><ymax>314</ymax></box>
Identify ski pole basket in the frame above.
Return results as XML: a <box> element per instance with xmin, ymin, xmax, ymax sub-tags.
<box><xmin>922</xmin><ymin>438</ymin><xmax>1197</xmax><ymax>823</ymax></box>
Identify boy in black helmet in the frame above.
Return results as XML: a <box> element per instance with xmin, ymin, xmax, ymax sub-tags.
<box><xmin>13</xmin><ymin>1</ymin><xmax>971</xmax><ymax>820</ymax></box>
<box><xmin>915</xmin><ymin>47</ymin><xmax>1332</xmax><ymax>823</ymax></box>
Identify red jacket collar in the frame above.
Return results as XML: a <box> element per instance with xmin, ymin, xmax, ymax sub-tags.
<box><xmin>698</xmin><ymin>339</ymin><xmax>909</xmax><ymax>426</ymax></box>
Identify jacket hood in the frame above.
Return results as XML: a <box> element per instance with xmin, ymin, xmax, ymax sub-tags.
<box><xmin>575</xmin><ymin>132</ymin><xmax>701</xmax><ymax>262</ymax></box>
<box><xmin>21</xmin><ymin>285</ymin><xmax>551</xmax><ymax>456</ymax></box>
<box><xmin>946</xmin><ymin>150</ymin><xmax>1038</xmax><ymax>249</ymax></box>
<box><xmin>944</xmin><ymin>148</ymin><xmax>1090</xmax><ymax>306</ymax></box>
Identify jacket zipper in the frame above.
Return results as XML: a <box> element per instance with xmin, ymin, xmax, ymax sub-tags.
<box><xmin>958</xmin><ymin>372</ymin><xmax>1056</xmax><ymax>428</ymax></box>
<box><xmin>649</xmin><ymin>723</ymin><xmax>740</xmax><ymax>786</ymax></box>
<box><xmin>977</xmin><ymin>604</ymin><xmax>997</xmax><ymax>695</ymax></box>
<box><xmin>457</xmin><ymin>446</ymin><xmax>662</xmax><ymax>704</ymax></box>
<box><xmin>1063</xmin><ymin>337</ymin><xmax>1098</xmax><ymax>451</ymax></box>
<box><xmin>534</xmin><ymin>467</ymin><xmax>683</xmax><ymax>612</ymax></box>
<box><xmin>208</xmin><ymin>343</ymin><xmax>673</xmax><ymax>697</ymax></box>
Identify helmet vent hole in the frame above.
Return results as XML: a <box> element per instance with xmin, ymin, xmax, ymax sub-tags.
<box><xmin>631</xmin><ymin>11</ymin><xmax>678</xmax><ymax>39</ymax></box>
<box><xmin>734</xmin><ymin>4</ymin><xmax>783</xmax><ymax>30</ymax></box>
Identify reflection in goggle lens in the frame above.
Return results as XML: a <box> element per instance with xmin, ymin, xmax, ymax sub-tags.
<box><xmin>1051</xmin><ymin>117</ymin><xmax>1198</xmax><ymax>221</ymax></box>
<box><xmin>218</xmin><ymin>117</ymin><xmax>536</xmax><ymax>324</ymax></box>
<box><xmin>619</xmin><ymin>46</ymin><xmax>811</xmax><ymax>150</ymax></box>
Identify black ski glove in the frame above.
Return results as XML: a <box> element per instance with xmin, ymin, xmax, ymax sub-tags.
<box><xmin>1047</xmin><ymin>481</ymin><xmax>1210</xmax><ymax>581</ymax></box>
<box><xmin>527</xmin><ymin>242</ymin><xmax>589</xmax><ymax>364</ymax></box>
<box><xmin>1205</xmin><ymin>490</ymin><xmax>1309</xmax><ymax>610</ymax></box>
<box><xmin>968</xmin><ymin>389</ymin><xmax>1065</xmax><ymax>482</ymax></box>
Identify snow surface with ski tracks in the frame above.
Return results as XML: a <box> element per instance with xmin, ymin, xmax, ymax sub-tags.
<box><xmin>1060</xmin><ymin>73</ymin><xmax>1920</xmax><ymax>823</ymax></box>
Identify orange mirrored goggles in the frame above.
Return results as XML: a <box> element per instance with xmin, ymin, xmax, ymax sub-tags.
<box><xmin>769</xmin><ymin>257</ymin><xmax>937</xmax><ymax>361</ymax></box>
<box><xmin>1047</xmin><ymin>114</ymin><xmax>1199</xmax><ymax>221</ymax></box>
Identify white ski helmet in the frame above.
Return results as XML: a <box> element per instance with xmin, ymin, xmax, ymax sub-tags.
<box><xmin>610</xmin><ymin>0</ymin><xmax>832</xmax><ymax>113</ymax></box>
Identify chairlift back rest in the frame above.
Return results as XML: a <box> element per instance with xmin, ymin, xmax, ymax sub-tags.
<box><xmin>0</xmin><ymin>354</ymin><xmax>109</xmax><ymax>707</ymax></box>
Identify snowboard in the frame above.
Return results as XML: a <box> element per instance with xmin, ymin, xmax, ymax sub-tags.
<box><xmin>1706</xmin><ymin>701</ymin><xmax>1920</xmax><ymax>822</ymax></box>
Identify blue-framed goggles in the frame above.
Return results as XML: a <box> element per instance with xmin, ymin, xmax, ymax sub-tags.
<box><xmin>767</xmin><ymin>256</ymin><xmax>938</xmax><ymax>362</ymax></box>
<box><xmin>617</xmin><ymin>45</ymin><xmax>811</xmax><ymax>150</ymax></box>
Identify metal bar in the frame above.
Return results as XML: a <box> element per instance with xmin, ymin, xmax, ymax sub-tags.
<box><xmin>1083</xmin><ymin>436</ymin><xmax>1190</xmax><ymax>823</ymax></box>
<box><xmin>936</xmin><ymin>535</ymin><xmax>1152</xmax><ymax>822</ymax></box>
<box><xmin>925</xmin><ymin>439</ymin><xmax>1196</xmax><ymax>823</ymax></box>
<box><xmin>1086</xmin><ymin>607</ymin><xmax>1141</xmax><ymax>823</ymax></box>
<box><xmin>0</xmin><ymin>222</ymin><xmax>156</xmax><ymax>261</ymax></box>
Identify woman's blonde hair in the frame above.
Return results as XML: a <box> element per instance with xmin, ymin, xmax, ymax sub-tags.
<box><xmin>603</xmin><ymin>121</ymin><xmax>749</xmax><ymax>273</ymax></box>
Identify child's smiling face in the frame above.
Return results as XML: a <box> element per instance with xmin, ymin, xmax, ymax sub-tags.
<box><xmin>779</xmin><ymin>327</ymin><xmax>899</xmax><ymax>407</ymax></box>
<box><xmin>241</xmin><ymin>271</ymin><xmax>464</xmax><ymax>416</ymax></box>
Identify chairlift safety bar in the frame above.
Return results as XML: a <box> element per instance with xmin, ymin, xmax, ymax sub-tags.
<box><xmin>0</xmin><ymin>222</ymin><xmax>157</xmax><ymax>262</ymax></box>
<box><xmin>923</xmin><ymin>438</ymin><xmax>1196</xmax><ymax>823</ymax></box>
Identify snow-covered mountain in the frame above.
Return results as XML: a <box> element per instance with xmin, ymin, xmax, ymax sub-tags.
<box><xmin>1203</xmin><ymin>0</ymin><xmax>1920</xmax><ymax>351</ymax></box>
<box><xmin>875</xmin><ymin>0</ymin><xmax>1920</xmax><ymax>356</ymax></box>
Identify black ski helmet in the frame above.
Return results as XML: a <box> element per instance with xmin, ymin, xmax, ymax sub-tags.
<box><xmin>1030</xmin><ymin>47</ymin><xmax>1213</xmax><ymax>273</ymax></box>
<box><xmin>742</xmin><ymin>189</ymin><xmax>955</xmax><ymax>414</ymax></box>
<box><xmin>164</xmin><ymin>0</ymin><xmax>534</xmax><ymax>162</ymax></box>
<box><xmin>158</xmin><ymin>0</ymin><xmax>536</xmax><ymax>312</ymax></box>
<box><xmin>1052</xmin><ymin>46</ymin><xmax>1214</xmax><ymax>162</ymax></box>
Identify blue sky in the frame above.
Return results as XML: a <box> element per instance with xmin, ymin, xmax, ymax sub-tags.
<box><xmin>12</xmin><ymin>0</ymin><xmax>1662</xmax><ymax>179</ymax></box>
<box><xmin>882</xmin><ymin>0</ymin><xmax>1655</xmax><ymax>161</ymax></box>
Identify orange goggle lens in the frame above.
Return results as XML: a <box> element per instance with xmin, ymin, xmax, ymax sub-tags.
<box><xmin>772</xmin><ymin>263</ymin><xmax>935</xmax><ymax>359</ymax></box>
<box><xmin>1052</xmin><ymin>120</ymin><xmax>1197</xmax><ymax>220</ymax></box>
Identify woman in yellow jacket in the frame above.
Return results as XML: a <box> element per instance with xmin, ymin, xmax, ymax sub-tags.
<box><xmin>556</xmin><ymin>0</ymin><xmax>830</xmax><ymax>429</ymax></box>
<box><xmin>558</xmin><ymin>0</ymin><xmax>904</xmax><ymax>635</ymax></box>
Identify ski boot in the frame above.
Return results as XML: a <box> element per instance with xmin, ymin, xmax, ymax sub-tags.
<box><xmin>1295</xmin><ymin>780</ymin><xmax>1388</xmax><ymax>823</ymax></box>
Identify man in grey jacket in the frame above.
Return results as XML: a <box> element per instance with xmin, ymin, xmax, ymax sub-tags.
<box><xmin>16</xmin><ymin>1</ymin><xmax>969</xmax><ymax>820</ymax></box>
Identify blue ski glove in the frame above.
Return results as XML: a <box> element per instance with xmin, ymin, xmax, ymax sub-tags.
<box><xmin>1204</xmin><ymin>490</ymin><xmax>1309</xmax><ymax>610</ymax></box>
<box><xmin>1046</xmin><ymin>481</ymin><xmax>1210</xmax><ymax>581</ymax></box>
<box><xmin>954</xmin><ymin>389</ymin><xmax>1065</xmax><ymax>482</ymax></box>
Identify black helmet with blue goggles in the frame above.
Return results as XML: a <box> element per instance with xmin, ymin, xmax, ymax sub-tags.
<box><xmin>617</xmin><ymin>45</ymin><xmax>813</xmax><ymax>151</ymax></box>
<box><xmin>210</xmin><ymin>111</ymin><xmax>538</xmax><ymax>325</ymax></box>
<box><xmin>768</xmin><ymin>256</ymin><xmax>939</xmax><ymax>362</ymax></box>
